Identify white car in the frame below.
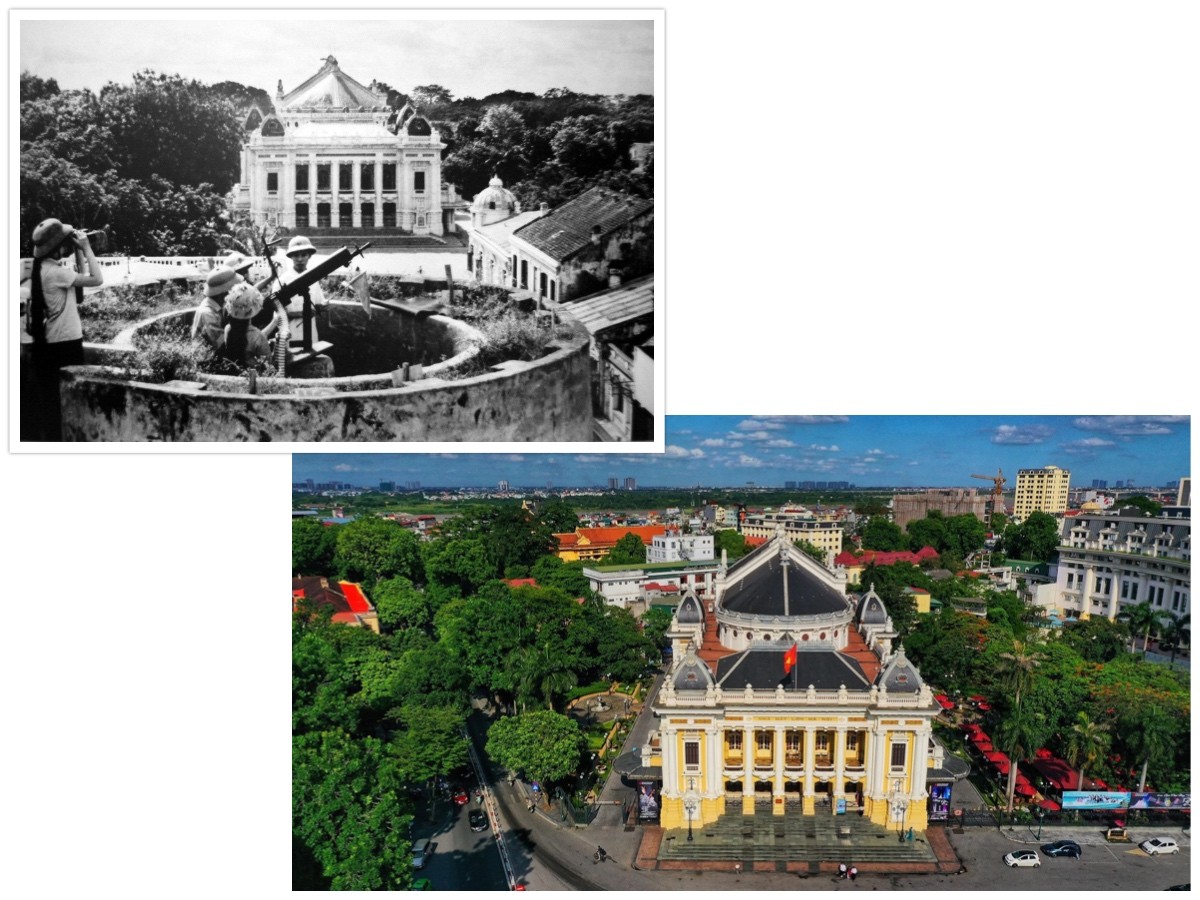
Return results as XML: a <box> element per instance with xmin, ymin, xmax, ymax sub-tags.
<box><xmin>1141</xmin><ymin>838</ymin><xmax>1180</xmax><ymax>856</ymax></box>
<box><xmin>1004</xmin><ymin>849</ymin><xmax>1042</xmax><ymax>868</ymax></box>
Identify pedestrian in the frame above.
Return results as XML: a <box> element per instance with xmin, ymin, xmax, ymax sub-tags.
<box><xmin>838</xmin><ymin>862</ymin><xmax>847</xmax><ymax>879</ymax></box>
<box><xmin>849</xmin><ymin>865</ymin><xmax>857</xmax><ymax>881</ymax></box>
<box><xmin>26</xmin><ymin>219</ymin><xmax>104</xmax><ymax>440</ymax></box>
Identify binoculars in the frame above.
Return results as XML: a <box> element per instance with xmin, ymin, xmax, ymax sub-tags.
<box><xmin>79</xmin><ymin>227</ymin><xmax>110</xmax><ymax>253</ymax></box>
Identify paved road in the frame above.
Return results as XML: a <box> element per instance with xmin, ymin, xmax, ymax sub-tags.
<box><xmin>411</xmin><ymin>778</ymin><xmax>507</xmax><ymax>891</ymax></box>
<box><xmin>464</xmin><ymin>686</ymin><xmax>1190</xmax><ymax>892</ymax></box>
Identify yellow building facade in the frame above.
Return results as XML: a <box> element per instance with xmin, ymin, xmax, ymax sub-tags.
<box><xmin>1013</xmin><ymin>465</ymin><xmax>1071</xmax><ymax>521</ymax></box>
<box><xmin>649</xmin><ymin>532</ymin><xmax>939</xmax><ymax>835</ymax></box>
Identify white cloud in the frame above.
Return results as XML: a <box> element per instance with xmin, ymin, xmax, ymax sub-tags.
<box><xmin>333</xmin><ymin>463</ymin><xmax>354</xmax><ymax>471</ymax></box>
<box><xmin>666</xmin><ymin>445</ymin><xmax>705</xmax><ymax>459</ymax></box>
<box><xmin>992</xmin><ymin>424</ymin><xmax>1054</xmax><ymax>445</ymax></box>
<box><xmin>701</xmin><ymin>438</ymin><xmax>728</xmax><ymax>447</ymax></box>
<box><xmin>1073</xmin><ymin>415</ymin><xmax>1188</xmax><ymax>436</ymax></box>
<box><xmin>866</xmin><ymin>448</ymin><xmax>884</xmax><ymax>455</ymax></box>
<box><xmin>737</xmin><ymin>454</ymin><xmax>764</xmax><ymax>467</ymax></box>
<box><xmin>766</xmin><ymin>439</ymin><xmax>797</xmax><ymax>448</ymax></box>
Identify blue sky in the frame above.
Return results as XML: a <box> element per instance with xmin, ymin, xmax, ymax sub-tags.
<box><xmin>292</xmin><ymin>415</ymin><xmax>1190</xmax><ymax>489</ymax></box>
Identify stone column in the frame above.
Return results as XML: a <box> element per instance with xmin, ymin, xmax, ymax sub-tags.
<box><xmin>773</xmin><ymin>725</ymin><xmax>785</xmax><ymax>815</ymax></box>
<box><xmin>802</xmin><ymin>726</ymin><xmax>816</xmax><ymax>814</ymax></box>
<box><xmin>352</xmin><ymin>159</ymin><xmax>362</xmax><ymax>228</ymax></box>
<box><xmin>742</xmin><ymin>725</ymin><xmax>754</xmax><ymax>815</ymax></box>
<box><xmin>1081</xmin><ymin>562</ymin><xmax>1094</xmax><ymax>620</ymax></box>
<box><xmin>833</xmin><ymin>726</ymin><xmax>847</xmax><ymax>812</ymax></box>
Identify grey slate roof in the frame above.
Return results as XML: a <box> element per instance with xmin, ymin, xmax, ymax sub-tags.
<box><xmin>858</xmin><ymin>591</ymin><xmax>889</xmax><ymax>625</ymax></box>
<box><xmin>676</xmin><ymin>591</ymin><xmax>704</xmax><ymax>625</ymax></box>
<box><xmin>513</xmin><ymin>187</ymin><xmax>652</xmax><ymax>261</ymax></box>
<box><xmin>722</xmin><ymin>551</ymin><xmax>847</xmax><ymax>617</ymax></box>
<box><xmin>879</xmin><ymin>649</ymin><xmax>922</xmax><ymax>693</ymax></box>
<box><xmin>564</xmin><ymin>275</ymin><xmax>653</xmax><ymax>335</ymax></box>
<box><xmin>714</xmin><ymin>647</ymin><xmax>871</xmax><ymax>692</ymax></box>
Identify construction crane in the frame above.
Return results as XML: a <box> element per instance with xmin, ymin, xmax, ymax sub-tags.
<box><xmin>970</xmin><ymin>468</ymin><xmax>1007</xmax><ymax>528</ymax></box>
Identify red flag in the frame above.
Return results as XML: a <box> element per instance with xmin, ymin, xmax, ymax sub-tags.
<box><xmin>783</xmin><ymin>643</ymin><xmax>797</xmax><ymax>674</ymax></box>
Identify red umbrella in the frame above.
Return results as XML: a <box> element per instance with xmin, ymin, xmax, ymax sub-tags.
<box><xmin>974</xmin><ymin>741</ymin><xmax>994</xmax><ymax>753</ymax></box>
<box><xmin>1035</xmin><ymin>748</ymin><xmax>1053</xmax><ymax>759</ymax></box>
<box><xmin>1038</xmin><ymin>798</ymin><xmax>1061</xmax><ymax>811</ymax></box>
<box><xmin>994</xmin><ymin>760</ymin><xmax>1011</xmax><ymax>775</ymax></box>
<box><xmin>971</xmin><ymin>732</ymin><xmax>992</xmax><ymax>743</ymax></box>
<box><xmin>1015</xmin><ymin>782</ymin><xmax>1036</xmax><ymax>797</ymax></box>
<box><xmin>977</xmin><ymin>701</ymin><xmax>992</xmax><ymax>712</ymax></box>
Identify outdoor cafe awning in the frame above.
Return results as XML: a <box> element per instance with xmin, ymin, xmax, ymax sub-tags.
<box><xmin>1038</xmin><ymin>798</ymin><xmax>1062</xmax><ymax>811</ymax></box>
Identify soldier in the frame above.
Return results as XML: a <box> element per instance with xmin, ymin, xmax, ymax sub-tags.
<box><xmin>278</xmin><ymin>235</ymin><xmax>328</xmax><ymax>345</ymax></box>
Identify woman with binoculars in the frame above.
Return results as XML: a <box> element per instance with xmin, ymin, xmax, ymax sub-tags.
<box><xmin>25</xmin><ymin>218</ymin><xmax>104</xmax><ymax>440</ymax></box>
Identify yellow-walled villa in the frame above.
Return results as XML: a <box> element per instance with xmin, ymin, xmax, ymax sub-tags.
<box><xmin>645</xmin><ymin>530</ymin><xmax>941</xmax><ymax>835</ymax></box>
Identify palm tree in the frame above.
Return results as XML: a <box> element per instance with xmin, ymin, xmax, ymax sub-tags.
<box><xmin>997</xmin><ymin>638</ymin><xmax>1044</xmax><ymax>714</ymax></box>
<box><xmin>1158</xmin><ymin>613</ymin><xmax>1190</xmax><ymax>666</ymax></box>
<box><xmin>995</xmin><ymin>710</ymin><xmax>1042</xmax><ymax>813</ymax></box>
<box><xmin>1064</xmin><ymin>711</ymin><xmax>1112</xmax><ymax>793</ymax></box>
<box><xmin>1117</xmin><ymin>601</ymin><xmax>1168</xmax><ymax>655</ymax></box>
<box><xmin>1123</xmin><ymin>707</ymin><xmax>1175</xmax><ymax>793</ymax></box>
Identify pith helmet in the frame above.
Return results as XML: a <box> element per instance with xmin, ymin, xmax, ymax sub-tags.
<box><xmin>32</xmin><ymin>218</ymin><xmax>75</xmax><ymax>259</ymax></box>
<box><xmin>206</xmin><ymin>266</ymin><xmax>242</xmax><ymax>298</ymax></box>
<box><xmin>222</xmin><ymin>251</ymin><xmax>255</xmax><ymax>274</ymax></box>
<box><xmin>286</xmin><ymin>235</ymin><xmax>316</xmax><ymax>257</ymax></box>
<box><xmin>225</xmin><ymin>283</ymin><xmax>264</xmax><ymax>320</ymax></box>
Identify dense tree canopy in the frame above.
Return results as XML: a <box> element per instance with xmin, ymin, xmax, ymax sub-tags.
<box><xmin>999</xmin><ymin>511</ymin><xmax>1061</xmax><ymax>562</ymax></box>
<box><xmin>861</xmin><ymin>516</ymin><xmax>907</xmax><ymax>551</ymax></box>
<box><xmin>485</xmin><ymin>710</ymin><xmax>585</xmax><ymax>785</ymax></box>
<box><xmin>20</xmin><ymin>69</ymin><xmax>243</xmax><ymax>255</ymax></box>
<box><xmin>604</xmin><ymin>532</ymin><xmax>648</xmax><ymax>565</ymax></box>
<box><xmin>333</xmin><ymin>518</ymin><xmax>423</xmax><ymax>592</ymax></box>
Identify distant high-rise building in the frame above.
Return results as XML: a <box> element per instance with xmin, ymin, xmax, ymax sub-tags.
<box><xmin>624</xmin><ymin>477</ymin><xmax>637</xmax><ymax>491</ymax></box>
<box><xmin>380</xmin><ymin>481</ymin><xmax>395</xmax><ymax>492</ymax></box>
<box><xmin>1092</xmin><ymin>479</ymin><xmax>1108</xmax><ymax>489</ymax></box>
<box><xmin>1178</xmin><ymin>477</ymin><xmax>1191</xmax><ymax>507</ymax></box>
<box><xmin>306</xmin><ymin>478</ymin><xmax>314</xmax><ymax>491</ymax></box>
<box><xmin>499</xmin><ymin>480</ymin><xmax>510</xmax><ymax>492</ymax></box>
<box><xmin>1013</xmin><ymin>465</ymin><xmax>1071</xmax><ymax>520</ymax></box>
<box><xmin>784</xmin><ymin>481</ymin><xmax>797</xmax><ymax>490</ymax></box>
<box><xmin>609</xmin><ymin>477</ymin><xmax>619</xmax><ymax>490</ymax></box>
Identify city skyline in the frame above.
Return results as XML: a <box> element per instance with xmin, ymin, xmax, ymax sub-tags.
<box><xmin>291</xmin><ymin>415</ymin><xmax>1191</xmax><ymax>490</ymax></box>
<box><xmin>19</xmin><ymin>13</ymin><xmax>655</xmax><ymax>100</ymax></box>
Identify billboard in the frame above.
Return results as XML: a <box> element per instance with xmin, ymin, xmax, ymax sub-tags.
<box><xmin>1130</xmin><ymin>792</ymin><xmax>1190</xmax><ymax>810</ymax></box>
<box><xmin>929</xmin><ymin>784</ymin><xmax>952</xmax><ymax>821</ymax></box>
<box><xmin>1061</xmin><ymin>791</ymin><xmax>1132</xmax><ymax>810</ymax></box>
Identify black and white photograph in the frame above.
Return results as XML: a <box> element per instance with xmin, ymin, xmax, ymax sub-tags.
<box><xmin>15</xmin><ymin>11</ymin><xmax>660</xmax><ymax>445</ymax></box>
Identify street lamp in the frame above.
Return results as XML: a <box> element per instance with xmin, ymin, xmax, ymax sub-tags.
<box><xmin>1034</xmin><ymin>804</ymin><xmax>1045</xmax><ymax>841</ymax></box>
<box><xmin>892</xmin><ymin>779</ymin><xmax>909</xmax><ymax>842</ymax></box>
<box><xmin>684</xmin><ymin>795</ymin><xmax>697</xmax><ymax>842</ymax></box>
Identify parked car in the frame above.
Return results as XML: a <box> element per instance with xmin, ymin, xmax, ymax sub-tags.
<box><xmin>453</xmin><ymin>788</ymin><xmax>470</xmax><ymax>806</ymax></box>
<box><xmin>1040</xmin><ymin>839</ymin><xmax>1082</xmax><ymax>859</ymax></box>
<box><xmin>1141</xmin><ymin>838</ymin><xmax>1180</xmax><ymax>856</ymax></box>
<box><xmin>1004</xmin><ymin>849</ymin><xmax>1042</xmax><ymax>868</ymax></box>
<box><xmin>469</xmin><ymin>809</ymin><xmax>488</xmax><ymax>832</ymax></box>
<box><xmin>410</xmin><ymin>877</ymin><xmax>433</xmax><ymax>890</ymax></box>
<box><xmin>411</xmin><ymin>838</ymin><xmax>432</xmax><ymax>869</ymax></box>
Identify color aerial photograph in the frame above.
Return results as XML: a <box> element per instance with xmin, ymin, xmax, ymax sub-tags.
<box><xmin>17</xmin><ymin>12</ymin><xmax>658</xmax><ymax>444</ymax></box>
<box><xmin>291</xmin><ymin>415</ymin><xmax>1191</xmax><ymax>890</ymax></box>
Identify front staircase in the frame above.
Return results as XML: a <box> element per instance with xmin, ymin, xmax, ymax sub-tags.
<box><xmin>295</xmin><ymin>227</ymin><xmax>466</xmax><ymax>252</ymax></box>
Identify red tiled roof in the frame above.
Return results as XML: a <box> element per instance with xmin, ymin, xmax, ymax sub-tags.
<box><xmin>505</xmin><ymin>578</ymin><xmax>539</xmax><ymax>588</ymax></box>
<box><xmin>339</xmin><ymin>581</ymin><xmax>372</xmax><ymax>613</ymax></box>
<box><xmin>513</xmin><ymin>187</ymin><xmax>652</xmax><ymax>261</ymax></box>
<box><xmin>554</xmin><ymin>525</ymin><xmax>665</xmax><ymax>549</ymax></box>
<box><xmin>835</xmin><ymin>546</ymin><xmax>938</xmax><ymax>567</ymax></box>
<box><xmin>839</xmin><ymin>626</ymin><xmax>881</xmax><ymax>683</ymax></box>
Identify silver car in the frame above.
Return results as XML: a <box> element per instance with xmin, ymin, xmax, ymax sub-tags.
<box><xmin>1141</xmin><ymin>838</ymin><xmax>1180</xmax><ymax>856</ymax></box>
<box><xmin>411</xmin><ymin>837</ymin><xmax>432</xmax><ymax>868</ymax></box>
<box><xmin>1003</xmin><ymin>849</ymin><xmax>1041</xmax><ymax>868</ymax></box>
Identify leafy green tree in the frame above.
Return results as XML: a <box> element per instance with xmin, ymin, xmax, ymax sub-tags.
<box><xmin>293</xmin><ymin>517</ymin><xmax>338</xmax><ymax>575</ymax></box>
<box><xmin>411</xmin><ymin>84</ymin><xmax>454</xmax><ymax>108</ymax></box>
<box><xmin>1059</xmin><ymin>617</ymin><xmax>1130</xmax><ymax>663</ymax></box>
<box><xmin>944</xmin><ymin>514</ymin><xmax>988</xmax><ymax>557</ymax></box>
<box><xmin>514</xmin><ymin>644</ymin><xmax>579</xmax><ymax>711</ymax></box>
<box><xmin>20</xmin><ymin>70</ymin><xmax>59</xmax><ymax>103</ymax></box>
<box><xmin>530</xmin><ymin>555</ymin><xmax>591</xmax><ymax>597</ymax></box>
<box><xmin>713</xmin><ymin>529</ymin><xmax>749</xmax><ymax>560</ymax></box>
<box><xmin>1111</xmin><ymin>495</ymin><xmax>1162</xmax><ymax>517</ymax></box>
<box><xmin>794</xmin><ymin>539</ymin><xmax>826</xmax><ymax>563</ymax></box>
<box><xmin>485</xmin><ymin>710</ymin><xmax>585</xmax><ymax>785</ymax></box>
<box><xmin>604</xmin><ymin>532</ymin><xmax>647</xmax><ymax>565</ymax></box>
<box><xmin>422</xmin><ymin>537</ymin><xmax>496</xmax><ymax>597</ymax></box>
<box><xmin>904</xmin><ymin>608</ymin><xmax>988</xmax><ymax>692</ymax></box>
<box><xmin>1117</xmin><ymin>600</ymin><xmax>1168</xmax><ymax>655</ymax></box>
<box><xmin>1064</xmin><ymin>711</ymin><xmax>1111</xmax><ymax>793</ymax></box>
<box><xmin>549</xmin><ymin>114</ymin><xmax>621</xmax><ymax>180</ymax></box>
<box><xmin>641</xmin><ymin>605</ymin><xmax>675</xmax><ymax>655</ymax></box>
<box><xmin>333</xmin><ymin>518</ymin><xmax>423</xmax><ymax>592</ymax></box>
<box><xmin>1121</xmin><ymin>706</ymin><xmax>1177</xmax><ymax>793</ymax></box>
<box><xmin>537</xmin><ymin>499</ymin><xmax>580</xmax><ymax>534</ymax></box>
<box><xmin>372</xmin><ymin>576</ymin><xmax>434</xmax><ymax>634</ymax></box>
<box><xmin>994</xmin><ymin>709</ymin><xmax>1046</xmax><ymax>813</ymax></box>
<box><xmin>1159</xmin><ymin>613</ymin><xmax>1190</xmax><ymax>665</ymax></box>
<box><xmin>439</xmin><ymin>505</ymin><xmax>558</xmax><ymax>576</ymax></box>
<box><xmin>388</xmin><ymin>704</ymin><xmax>469</xmax><ymax>786</ymax></box>
<box><xmin>854</xmin><ymin>563</ymin><xmax>922</xmax><ymax>638</ymax></box>
<box><xmin>999</xmin><ymin>511</ymin><xmax>1061</xmax><ymax>562</ymax></box>
<box><xmin>861</xmin><ymin>516</ymin><xmax>907</xmax><ymax>551</ymax></box>
<box><xmin>906</xmin><ymin>514</ymin><xmax>947</xmax><ymax>553</ymax></box>
<box><xmin>853</xmin><ymin>499</ymin><xmax>890</xmax><ymax>517</ymax></box>
<box><xmin>293</xmin><ymin>729</ymin><xmax>413</xmax><ymax>890</ymax></box>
